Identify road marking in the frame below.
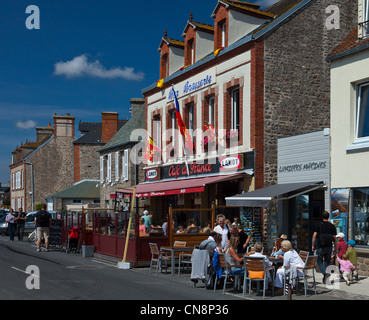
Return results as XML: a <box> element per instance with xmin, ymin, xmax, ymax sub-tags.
<box><xmin>11</xmin><ymin>266</ymin><xmax>39</xmax><ymax>277</ymax></box>
<box><xmin>91</xmin><ymin>259</ymin><xmax>118</xmax><ymax>268</ymax></box>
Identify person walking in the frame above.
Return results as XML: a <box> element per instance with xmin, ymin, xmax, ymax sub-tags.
<box><xmin>312</xmin><ymin>211</ymin><xmax>337</xmax><ymax>284</ymax></box>
<box><xmin>5</xmin><ymin>209</ymin><xmax>16</xmax><ymax>242</ymax></box>
<box><xmin>15</xmin><ymin>207</ymin><xmax>27</xmax><ymax>241</ymax></box>
<box><xmin>34</xmin><ymin>204</ymin><xmax>51</xmax><ymax>252</ymax></box>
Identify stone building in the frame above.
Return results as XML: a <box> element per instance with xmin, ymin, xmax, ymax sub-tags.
<box><xmin>98</xmin><ymin>98</ymin><xmax>146</xmax><ymax>210</ymax></box>
<box><xmin>73</xmin><ymin>112</ymin><xmax>127</xmax><ymax>183</ymax></box>
<box><xmin>10</xmin><ymin>114</ymin><xmax>75</xmax><ymax>211</ymax></box>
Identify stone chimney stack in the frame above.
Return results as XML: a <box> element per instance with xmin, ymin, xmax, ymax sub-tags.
<box><xmin>101</xmin><ymin>112</ymin><xmax>119</xmax><ymax>143</ymax></box>
<box><xmin>53</xmin><ymin>114</ymin><xmax>75</xmax><ymax>138</ymax></box>
<box><xmin>36</xmin><ymin>123</ymin><xmax>54</xmax><ymax>142</ymax></box>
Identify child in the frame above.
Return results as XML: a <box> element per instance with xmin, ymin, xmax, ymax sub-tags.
<box><xmin>176</xmin><ymin>225</ymin><xmax>185</xmax><ymax>234</ymax></box>
<box><xmin>346</xmin><ymin>240</ymin><xmax>358</xmax><ymax>281</ymax></box>
<box><xmin>336</xmin><ymin>232</ymin><xmax>348</xmax><ymax>259</ymax></box>
<box><xmin>337</xmin><ymin>253</ymin><xmax>356</xmax><ymax>286</ymax></box>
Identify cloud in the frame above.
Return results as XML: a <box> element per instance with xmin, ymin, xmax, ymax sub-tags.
<box><xmin>54</xmin><ymin>54</ymin><xmax>145</xmax><ymax>81</ymax></box>
<box><xmin>255</xmin><ymin>0</ymin><xmax>279</xmax><ymax>9</ymax></box>
<box><xmin>15</xmin><ymin>120</ymin><xmax>37</xmax><ymax>130</ymax></box>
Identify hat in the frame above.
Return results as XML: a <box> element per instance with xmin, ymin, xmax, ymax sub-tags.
<box><xmin>337</xmin><ymin>232</ymin><xmax>345</xmax><ymax>239</ymax></box>
<box><xmin>347</xmin><ymin>240</ymin><xmax>356</xmax><ymax>246</ymax></box>
<box><xmin>280</xmin><ymin>234</ymin><xmax>288</xmax><ymax>240</ymax></box>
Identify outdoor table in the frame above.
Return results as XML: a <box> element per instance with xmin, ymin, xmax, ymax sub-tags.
<box><xmin>160</xmin><ymin>246</ymin><xmax>194</xmax><ymax>275</ymax></box>
<box><xmin>268</xmin><ymin>256</ymin><xmax>283</xmax><ymax>265</ymax></box>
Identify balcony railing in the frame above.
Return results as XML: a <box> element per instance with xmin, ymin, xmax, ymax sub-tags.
<box><xmin>358</xmin><ymin>20</ymin><xmax>369</xmax><ymax>39</ymax></box>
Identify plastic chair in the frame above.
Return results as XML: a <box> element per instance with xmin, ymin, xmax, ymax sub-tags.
<box><xmin>148</xmin><ymin>243</ymin><xmax>171</xmax><ymax>275</ymax></box>
<box><xmin>243</xmin><ymin>256</ymin><xmax>274</xmax><ymax>299</ymax></box>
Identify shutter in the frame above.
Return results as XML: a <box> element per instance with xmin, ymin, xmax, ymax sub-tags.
<box><xmin>123</xmin><ymin>150</ymin><xmax>129</xmax><ymax>181</ymax></box>
<box><xmin>21</xmin><ymin>171</ymin><xmax>23</xmax><ymax>189</ymax></box>
<box><xmin>100</xmin><ymin>156</ymin><xmax>104</xmax><ymax>183</ymax></box>
<box><xmin>115</xmin><ymin>152</ymin><xmax>119</xmax><ymax>182</ymax></box>
<box><xmin>107</xmin><ymin>154</ymin><xmax>112</xmax><ymax>183</ymax></box>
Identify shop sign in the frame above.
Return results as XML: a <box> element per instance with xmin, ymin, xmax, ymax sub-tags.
<box><xmin>161</xmin><ymin>159</ymin><xmax>219</xmax><ymax>180</ymax></box>
<box><xmin>220</xmin><ymin>155</ymin><xmax>243</xmax><ymax>171</ymax></box>
<box><xmin>145</xmin><ymin>168</ymin><xmax>161</xmax><ymax>181</ymax></box>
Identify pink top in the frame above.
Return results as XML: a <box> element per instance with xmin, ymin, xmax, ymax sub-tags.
<box><xmin>337</xmin><ymin>257</ymin><xmax>355</xmax><ymax>272</ymax></box>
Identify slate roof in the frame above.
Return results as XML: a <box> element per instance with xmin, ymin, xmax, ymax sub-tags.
<box><xmin>98</xmin><ymin>104</ymin><xmax>145</xmax><ymax>153</ymax></box>
<box><xmin>74</xmin><ymin>120</ymin><xmax>127</xmax><ymax>144</ymax></box>
<box><xmin>48</xmin><ymin>180</ymin><xmax>100</xmax><ymax>199</ymax></box>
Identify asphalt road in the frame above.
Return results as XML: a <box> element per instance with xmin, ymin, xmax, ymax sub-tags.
<box><xmin>1</xmin><ymin>235</ymin><xmax>367</xmax><ymax>310</ymax></box>
<box><xmin>0</xmin><ymin>236</ymin><xmax>242</xmax><ymax>302</ymax></box>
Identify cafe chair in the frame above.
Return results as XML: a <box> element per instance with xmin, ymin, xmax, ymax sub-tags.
<box><xmin>215</xmin><ymin>253</ymin><xmax>244</xmax><ymax>295</ymax></box>
<box><xmin>148</xmin><ymin>243</ymin><xmax>171</xmax><ymax>275</ymax></box>
<box><xmin>283</xmin><ymin>254</ymin><xmax>317</xmax><ymax>297</ymax></box>
<box><xmin>243</xmin><ymin>256</ymin><xmax>275</xmax><ymax>299</ymax></box>
<box><xmin>299</xmin><ymin>250</ymin><xmax>310</xmax><ymax>264</ymax></box>
<box><xmin>178</xmin><ymin>245</ymin><xmax>198</xmax><ymax>276</ymax></box>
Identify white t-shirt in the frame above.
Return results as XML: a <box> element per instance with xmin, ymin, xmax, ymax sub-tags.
<box><xmin>213</xmin><ymin>225</ymin><xmax>229</xmax><ymax>249</ymax></box>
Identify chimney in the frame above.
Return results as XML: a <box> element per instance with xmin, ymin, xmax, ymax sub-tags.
<box><xmin>129</xmin><ymin>98</ymin><xmax>145</xmax><ymax>116</ymax></box>
<box><xmin>36</xmin><ymin>123</ymin><xmax>54</xmax><ymax>142</ymax></box>
<box><xmin>101</xmin><ymin>112</ymin><xmax>119</xmax><ymax>143</ymax></box>
<box><xmin>53</xmin><ymin>114</ymin><xmax>75</xmax><ymax>138</ymax></box>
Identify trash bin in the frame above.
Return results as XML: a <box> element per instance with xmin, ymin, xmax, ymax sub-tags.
<box><xmin>82</xmin><ymin>245</ymin><xmax>94</xmax><ymax>257</ymax></box>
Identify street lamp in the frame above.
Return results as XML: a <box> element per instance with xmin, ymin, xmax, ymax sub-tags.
<box><xmin>23</xmin><ymin>161</ymin><xmax>34</xmax><ymax>211</ymax></box>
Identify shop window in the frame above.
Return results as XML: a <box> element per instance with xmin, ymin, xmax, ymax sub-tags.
<box><xmin>353</xmin><ymin>188</ymin><xmax>369</xmax><ymax>246</ymax></box>
<box><xmin>356</xmin><ymin>82</ymin><xmax>369</xmax><ymax>142</ymax></box>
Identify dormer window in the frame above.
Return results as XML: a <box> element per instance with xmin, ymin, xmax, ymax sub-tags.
<box><xmin>221</xmin><ymin>21</ymin><xmax>226</xmax><ymax>48</ymax></box>
<box><xmin>186</xmin><ymin>39</ymin><xmax>195</xmax><ymax>65</ymax></box>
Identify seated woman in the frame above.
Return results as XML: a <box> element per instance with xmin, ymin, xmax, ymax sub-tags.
<box><xmin>271</xmin><ymin>234</ymin><xmax>288</xmax><ymax>258</ymax></box>
<box><xmin>225</xmin><ymin>236</ymin><xmax>244</xmax><ymax>275</ymax></box>
<box><xmin>186</xmin><ymin>219</ymin><xmax>199</xmax><ymax>234</ymax></box>
<box><xmin>275</xmin><ymin>240</ymin><xmax>305</xmax><ymax>293</ymax></box>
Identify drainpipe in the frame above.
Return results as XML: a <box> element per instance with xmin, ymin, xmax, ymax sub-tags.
<box><xmin>23</xmin><ymin>161</ymin><xmax>34</xmax><ymax>211</ymax></box>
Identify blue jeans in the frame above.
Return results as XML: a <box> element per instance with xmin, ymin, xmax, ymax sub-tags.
<box><xmin>316</xmin><ymin>247</ymin><xmax>332</xmax><ymax>276</ymax></box>
<box><xmin>8</xmin><ymin>223</ymin><xmax>16</xmax><ymax>241</ymax></box>
<box><xmin>230</xmin><ymin>267</ymin><xmax>244</xmax><ymax>276</ymax></box>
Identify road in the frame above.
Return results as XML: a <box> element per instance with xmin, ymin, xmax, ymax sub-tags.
<box><xmin>0</xmin><ymin>236</ymin><xmax>241</xmax><ymax>302</ymax></box>
<box><xmin>1</xmin><ymin>235</ymin><xmax>368</xmax><ymax>308</ymax></box>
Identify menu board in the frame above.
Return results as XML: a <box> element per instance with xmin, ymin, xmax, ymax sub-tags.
<box><xmin>240</xmin><ymin>207</ymin><xmax>262</xmax><ymax>245</ymax></box>
<box><xmin>49</xmin><ymin>219</ymin><xmax>64</xmax><ymax>245</ymax></box>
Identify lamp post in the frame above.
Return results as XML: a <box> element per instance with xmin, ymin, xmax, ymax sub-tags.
<box><xmin>23</xmin><ymin>161</ymin><xmax>34</xmax><ymax>211</ymax></box>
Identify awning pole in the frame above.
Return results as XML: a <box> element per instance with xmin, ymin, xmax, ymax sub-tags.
<box><xmin>122</xmin><ymin>186</ymin><xmax>136</xmax><ymax>263</ymax></box>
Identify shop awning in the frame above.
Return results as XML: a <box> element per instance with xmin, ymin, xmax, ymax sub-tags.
<box><xmin>225</xmin><ymin>181</ymin><xmax>325</xmax><ymax>207</ymax></box>
<box><xmin>111</xmin><ymin>173</ymin><xmax>245</xmax><ymax>198</ymax></box>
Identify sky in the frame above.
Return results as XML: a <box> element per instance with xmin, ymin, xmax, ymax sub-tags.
<box><xmin>0</xmin><ymin>0</ymin><xmax>278</xmax><ymax>185</ymax></box>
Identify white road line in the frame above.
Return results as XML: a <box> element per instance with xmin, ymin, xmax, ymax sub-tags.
<box><xmin>11</xmin><ymin>266</ymin><xmax>39</xmax><ymax>277</ymax></box>
<box><xmin>91</xmin><ymin>259</ymin><xmax>118</xmax><ymax>268</ymax></box>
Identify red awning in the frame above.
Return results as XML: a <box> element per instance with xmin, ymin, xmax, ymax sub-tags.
<box><xmin>110</xmin><ymin>173</ymin><xmax>244</xmax><ymax>198</ymax></box>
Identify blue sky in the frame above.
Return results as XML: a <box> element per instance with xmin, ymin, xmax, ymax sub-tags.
<box><xmin>0</xmin><ymin>0</ymin><xmax>278</xmax><ymax>185</ymax></box>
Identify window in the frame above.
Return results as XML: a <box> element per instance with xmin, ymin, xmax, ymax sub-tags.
<box><xmin>100</xmin><ymin>156</ymin><xmax>104</xmax><ymax>183</ymax></box>
<box><xmin>72</xmin><ymin>200</ymin><xmax>82</xmax><ymax>204</ymax></box>
<box><xmin>231</xmin><ymin>88</ymin><xmax>240</xmax><ymax>133</ymax></box>
<box><xmin>208</xmin><ymin>96</ymin><xmax>215</xmax><ymax>126</ymax></box>
<box><xmin>115</xmin><ymin>152</ymin><xmax>119</xmax><ymax>182</ymax></box>
<box><xmin>122</xmin><ymin>149</ymin><xmax>129</xmax><ymax>181</ymax></box>
<box><xmin>221</xmin><ymin>21</ymin><xmax>226</xmax><ymax>48</ymax></box>
<box><xmin>356</xmin><ymin>83</ymin><xmax>369</xmax><ymax>142</ymax></box>
<box><xmin>186</xmin><ymin>103</ymin><xmax>195</xmax><ymax>141</ymax></box>
<box><xmin>353</xmin><ymin>188</ymin><xmax>369</xmax><ymax>246</ymax></box>
<box><xmin>107</xmin><ymin>154</ymin><xmax>112</xmax><ymax>183</ymax></box>
<box><xmin>153</xmin><ymin>116</ymin><xmax>161</xmax><ymax>148</ymax></box>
